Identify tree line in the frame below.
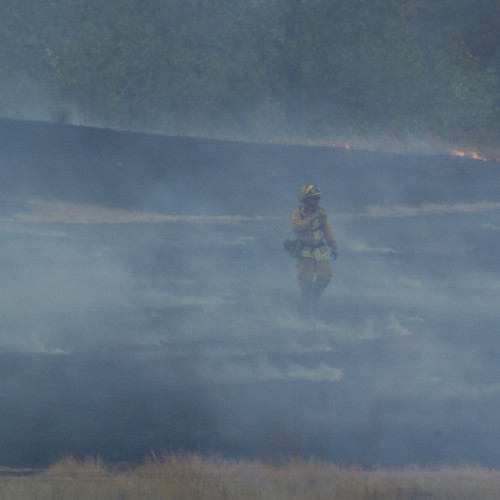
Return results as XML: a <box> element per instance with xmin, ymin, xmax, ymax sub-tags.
<box><xmin>1</xmin><ymin>0</ymin><xmax>499</xmax><ymax>148</ymax></box>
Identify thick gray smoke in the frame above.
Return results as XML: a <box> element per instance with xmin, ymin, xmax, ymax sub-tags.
<box><xmin>1</xmin><ymin>119</ymin><xmax>500</xmax><ymax>467</ymax></box>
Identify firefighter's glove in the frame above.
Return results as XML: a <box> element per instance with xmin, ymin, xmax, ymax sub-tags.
<box><xmin>329</xmin><ymin>244</ymin><xmax>339</xmax><ymax>260</ymax></box>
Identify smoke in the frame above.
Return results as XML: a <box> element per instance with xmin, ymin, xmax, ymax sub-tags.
<box><xmin>1</xmin><ymin>120</ymin><xmax>500</xmax><ymax>467</ymax></box>
<box><xmin>0</xmin><ymin>221</ymin><xmax>134</xmax><ymax>352</ymax></box>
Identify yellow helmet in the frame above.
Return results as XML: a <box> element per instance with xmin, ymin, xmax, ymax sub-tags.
<box><xmin>299</xmin><ymin>183</ymin><xmax>321</xmax><ymax>202</ymax></box>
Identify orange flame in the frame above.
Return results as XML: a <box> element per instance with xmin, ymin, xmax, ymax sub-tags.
<box><xmin>331</xmin><ymin>143</ymin><xmax>351</xmax><ymax>150</ymax></box>
<box><xmin>451</xmin><ymin>150</ymin><xmax>489</xmax><ymax>161</ymax></box>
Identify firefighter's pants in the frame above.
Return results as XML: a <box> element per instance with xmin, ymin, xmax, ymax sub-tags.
<box><xmin>296</xmin><ymin>251</ymin><xmax>333</xmax><ymax>307</ymax></box>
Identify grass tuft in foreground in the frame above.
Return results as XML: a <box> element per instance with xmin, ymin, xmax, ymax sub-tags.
<box><xmin>1</xmin><ymin>454</ymin><xmax>500</xmax><ymax>499</ymax></box>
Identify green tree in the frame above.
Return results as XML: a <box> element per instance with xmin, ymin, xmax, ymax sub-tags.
<box><xmin>0</xmin><ymin>0</ymin><xmax>499</xmax><ymax>146</ymax></box>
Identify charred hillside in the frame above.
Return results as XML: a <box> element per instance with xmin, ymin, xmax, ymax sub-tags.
<box><xmin>1</xmin><ymin>118</ymin><xmax>499</xmax><ymax>215</ymax></box>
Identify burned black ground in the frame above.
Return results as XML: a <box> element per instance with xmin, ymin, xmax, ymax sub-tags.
<box><xmin>1</xmin><ymin>119</ymin><xmax>500</xmax><ymax>468</ymax></box>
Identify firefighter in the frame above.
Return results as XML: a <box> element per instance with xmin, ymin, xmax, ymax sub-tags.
<box><xmin>292</xmin><ymin>184</ymin><xmax>338</xmax><ymax>315</ymax></box>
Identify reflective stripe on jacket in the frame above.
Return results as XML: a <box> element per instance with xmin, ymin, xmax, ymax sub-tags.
<box><xmin>299</xmin><ymin>245</ymin><xmax>330</xmax><ymax>261</ymax></box>
<box><xmin>291</xmin><ymin>206</ymin><xmax>337</xmax><ymax>249</ymax></box>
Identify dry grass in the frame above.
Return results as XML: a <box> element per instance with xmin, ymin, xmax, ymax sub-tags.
<box><xmin>1</xmin><ymin>454</ymin><xmax>500</xmax><ymax>499</ymax></box>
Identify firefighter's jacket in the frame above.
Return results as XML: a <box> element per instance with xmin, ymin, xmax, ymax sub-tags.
<box><xmin>292</xmin><ymin>205</ymin><xmax>337</xmax><ymax>260</ymax></box>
